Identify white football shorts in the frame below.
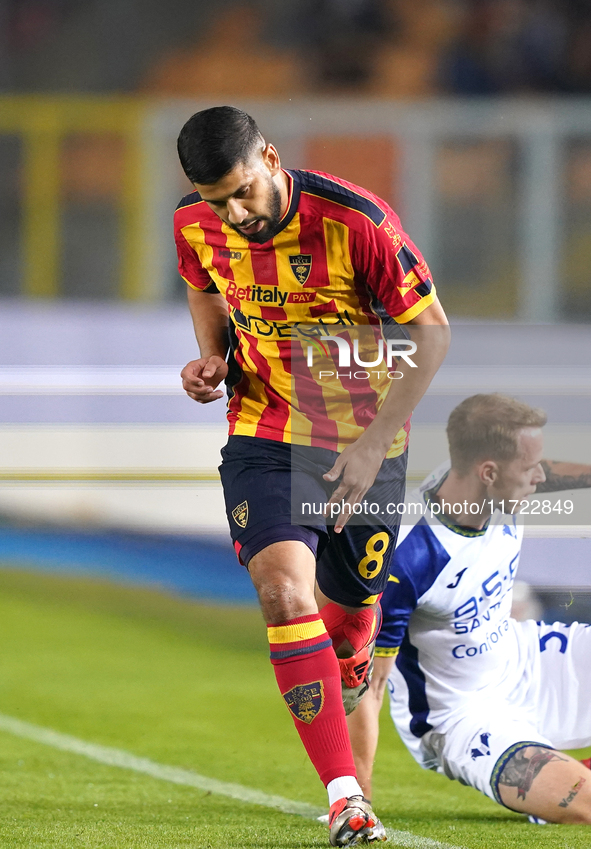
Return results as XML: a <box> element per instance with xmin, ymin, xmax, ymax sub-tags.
<box><xmin>413</xmin><ymin>620</ymin><xmax>591</xmax><ymax>805</ymax></box>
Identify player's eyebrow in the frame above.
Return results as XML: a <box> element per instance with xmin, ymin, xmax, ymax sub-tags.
<box><xmin>200</xmin><ymin>184</ymin><xmax>250</xmax><ymax>204</ymax></box>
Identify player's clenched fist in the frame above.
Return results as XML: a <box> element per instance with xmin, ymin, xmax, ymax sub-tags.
<box><xmin>181</xmin><ymin>356</ymin><xmax>228</xmax><ymax>403</ymax></box>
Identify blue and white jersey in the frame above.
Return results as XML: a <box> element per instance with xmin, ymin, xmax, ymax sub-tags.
<box><xmin>377</xmin><ymin>462</ymin><xmax>526</xmax><ymax>765</ymax></box>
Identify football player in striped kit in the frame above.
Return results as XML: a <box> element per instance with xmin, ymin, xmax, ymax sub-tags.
<box><xmin>175</xmin><ymin>106</ymin><xmax>449</xmax><ymax>845</ymax></box>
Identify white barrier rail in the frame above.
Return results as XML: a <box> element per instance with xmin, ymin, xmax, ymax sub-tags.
<box><xmin>0</xmin><ymin>365</ymin><xmax>590</xmax><ymax>396</ymax></box>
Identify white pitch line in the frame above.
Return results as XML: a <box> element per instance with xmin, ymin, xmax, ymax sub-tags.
<box><xmin>0</xmin><ymin>713</ymin><xmax>320</xmax><ymax>818</ymax></box>
<box><xmin>384</xmin><ymin>831</ymin><xmax>464</xmax><ymax>849</ymax></box>
<box><xmin>0</xmin><ymin>712</ymin><xmax>464</xmax><ymax>849</ymax></box>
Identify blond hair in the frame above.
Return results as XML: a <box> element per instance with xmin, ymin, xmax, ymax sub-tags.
<box><xmin>447</xmin><ymin>394</ymin><xmax>547</xmax><ymax>475</ymax></box>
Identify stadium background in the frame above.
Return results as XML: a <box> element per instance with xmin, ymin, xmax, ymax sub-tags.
<box><xmin>0</xmin><ymin>2</ymin><xmax>590</xmax><ymax>847</ymax></box>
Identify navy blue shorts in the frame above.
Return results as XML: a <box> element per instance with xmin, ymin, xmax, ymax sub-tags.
<box><xmin>218</xmin><ymin>435</ymin><xmax>407</xmax><ymax>607</ymax></box>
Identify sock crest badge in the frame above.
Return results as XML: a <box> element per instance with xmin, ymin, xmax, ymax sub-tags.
<box><xmin>282</xmin><ymin>681</ymin><xmax>324</xmax><ymax>724</ymax></box>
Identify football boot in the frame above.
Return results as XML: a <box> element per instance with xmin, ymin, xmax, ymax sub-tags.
<box><xmin>339</xmin><ymin>603</ymin><xmax>381</xmax><ymax>715</ymax></box>
<box><xmin>340</xmin><ymin>640</ymin><xmax>375</xmax><ymax>716</ymax></box>
<box><xmin>328</xmin><ymin>795</ymin><xmax>387</xmax><ymax>845</ymax></box>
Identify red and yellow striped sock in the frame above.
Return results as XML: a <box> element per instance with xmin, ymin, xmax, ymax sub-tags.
<box><xmin>268</xmin><ymin>613</ymin><xmax>357</xmax><ymax>786</ymax></box>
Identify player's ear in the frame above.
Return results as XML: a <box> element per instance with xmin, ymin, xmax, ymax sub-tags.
<box><xmin>478</xmin><ymin>460</ymin><xmax>498</xmax><ymax>486</ymax></box>
<box><xmin>262</xmin><ymin>143</ymin><xmax>281</xmax><ymax>175</ymax></box>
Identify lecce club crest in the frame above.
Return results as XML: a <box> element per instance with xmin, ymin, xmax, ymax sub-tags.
<box><xmin>289</xmin><ymin>254</ymin><xmax>312</xmax><ymax>285</ymax></box>
<box><xmin>282</xmin><ymin>681</ymin><xmax>324</xmax><ymax>724</ymax></box>
<box><xmin>231</xmin><ymin>500</ymin><xmax>248</xmax><ymax>528</ymax></box>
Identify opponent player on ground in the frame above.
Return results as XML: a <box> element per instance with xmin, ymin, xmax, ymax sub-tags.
<box><xmin>174</xmin><ymin>106</ymin><xmax>449</xmax><ymax>845</ymax></box>
<box><xmin>347</xmin><ymin>394</ymin><xmax>591</xmax><ymax>825</ymax></box>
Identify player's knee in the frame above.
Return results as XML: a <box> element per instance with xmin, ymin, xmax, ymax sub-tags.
<box><xmin>256</xmin><ymin>580</ymin><xmax>317</xmax><ymax>623</ymax></box>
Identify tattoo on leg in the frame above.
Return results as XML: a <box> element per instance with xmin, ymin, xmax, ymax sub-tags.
<box><xmin>499</xmin><ymin>747</ymin><xmax>567</xmax><ymax>801</ymax></box>
<box><xmin>558</xmin><ymin>776</ymin><xmax>587</xmax><ymax>808</ymax></box>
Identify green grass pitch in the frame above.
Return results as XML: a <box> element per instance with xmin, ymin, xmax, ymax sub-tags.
<box><xmin>0</xmin><ymin>565</ymin><xmax>589</xmax><ymax>849</ymax></box>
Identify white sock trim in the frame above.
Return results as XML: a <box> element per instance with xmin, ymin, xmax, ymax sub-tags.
<box><xmin>327</xmin><ymin>776</ymin><xmax>363</xmax><ymax>806</ymax></box>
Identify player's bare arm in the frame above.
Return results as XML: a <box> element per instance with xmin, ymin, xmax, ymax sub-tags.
<box><xmin>346</xmin><ymin>655</ymin><xmax>395</xmax><ymax>800</ymax></box>
<box><xmin>325</xmin><ymin>297</ymin><xmax>450</xmax><ymax>530</ymax></box>
<box><xmin>181</xmin><ymin>287</ymin><xmax>229</xmax><ymax>403</ymax></box>
<box><xmin>536</xmin><ymin>460</ymin><xmax>591</xmax><ymax>492</ymax></box>
<box><xmin>498</xmin><ymin>746</ymin><xmax>591</xmax><ymax>824</ymax></box>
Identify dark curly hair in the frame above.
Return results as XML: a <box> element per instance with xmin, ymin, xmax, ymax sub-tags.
<box><xmin>177</xmin><ymin>106</ymin><xmax>264</xmax><ymax>185</ymax></box>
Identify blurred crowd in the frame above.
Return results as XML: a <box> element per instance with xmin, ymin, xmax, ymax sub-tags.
<box><xmin>1</xmin><ymin>0</ymin><xmax>591</xmax><ymax>97</ymax></box>
<box><xmin>442</xmin><ymin>0</ymin><xmax>591</xmax><ymax>95</ymax></box>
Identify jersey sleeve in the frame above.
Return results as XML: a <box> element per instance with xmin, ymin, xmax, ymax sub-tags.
<box><xmin>376</xmin><ymin>518</ymin><xmax>451</xmax><ymax>655</ymax></box>
<box><xmin>375</xmin><ymin>569</ymin><xmax>418</xmax><ymax>657</ymax></box>
<box><xmin>174</xmin><ymin>226</ymin><xmax>218</xmax><ymax>293</ymax></box>
<box><xmin>353</xmin><ymin>215</ymin><xmax>436</xmax><ymax>323</ymax></box>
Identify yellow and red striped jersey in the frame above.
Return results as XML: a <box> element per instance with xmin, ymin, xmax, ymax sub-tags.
<box><xmin>174</xmin><ymin>169</ymin><xmax>436</xmax><ymax>454</ymax></box>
